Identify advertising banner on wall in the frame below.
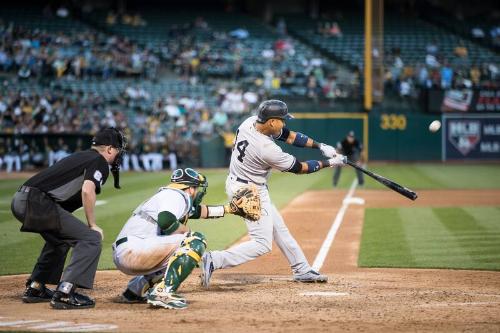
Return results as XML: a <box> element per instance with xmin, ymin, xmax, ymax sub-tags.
<box><xmin>443</xmin><ymin>115</ymin><xmax>500</xmax><ymax>160</ymax></box>
<box><xmin>426</xmin><ymin>88</ymin><xmax>500</xmax><ymax>113</ymax></box>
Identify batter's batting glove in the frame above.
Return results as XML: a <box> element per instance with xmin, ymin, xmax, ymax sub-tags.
<box><xmin>320</xmin><ymin>143</ymin><xmax>337</xmax><ymax>158</ymax></box>
<box><xmin>327</xmin><ymin>154</ymin><xmax>347</xmax><ymax>167</ymax></box>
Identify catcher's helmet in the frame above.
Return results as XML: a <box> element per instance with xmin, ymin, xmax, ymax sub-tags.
<box><xmin>170</xmin><ymin>168</ymin><xmax>207</xmax><ymax>189</ymax></box>
<box><xmin>170</xmin><ymin>168</ymin><xmax>208</xmax><ymax>206</ymax></box>
<box><xmin>256</xmin><ymin>100</ymin><xmax>294</xmax><ymax>123</ymax></box>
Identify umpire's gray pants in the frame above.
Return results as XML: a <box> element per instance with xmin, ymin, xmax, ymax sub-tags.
<box><xmin>209</xmin><ymin>177</ymin><xmax>310</xmax><ymax>275</ymax></box>
<box><xmin>11</xmin><ymin>191</ymin><xmax>102</xmax><ymax>289</ymax></box>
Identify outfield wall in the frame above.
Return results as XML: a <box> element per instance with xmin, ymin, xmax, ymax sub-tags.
<box><xmin>200</xmin><ymin>113</ymin><xmax>500</xmax><ymax>166</ymax></box>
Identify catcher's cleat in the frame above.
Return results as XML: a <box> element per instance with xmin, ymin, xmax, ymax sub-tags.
<box><xmin>119</xmin><ymin>288</ymin><xmax>147</xmax><ymax>304</ymax></box>
<box><xmin>147</xmin><ymin>287</ymin><xmax>187</xmax><ymax>310</ymax></box>
<box><xmin>200</xmin><ymin>252</ymin><xmax>214</xmax><ymax>289</ymax></box>
<box><xmin>22</xmin><ymin>281</ymin><xmax>54</xmax><ymax>303</ymax></box>
<box><xmin>293</xmin><ymin>270</ymin><xmax>328</xmax><ymax>283</ymax></box>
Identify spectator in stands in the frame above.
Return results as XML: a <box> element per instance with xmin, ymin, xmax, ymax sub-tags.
<box><xmin>440</xmin><ymin>62</ymin><xmax>454</xmax><ymax>89</ymax></box>
<box><xmin>490</xmin><ymin>26</ymin><xmax>500</xmax><ymax>46</ymax></box>
<box><xmin>416</xmin><ymin>63</ymin><xmax>430</xmax><ymax>87</ymax></box>
<box><xmin>426</xmin><ymin>40</ymin><xmax>439</xmax><ymax>55</ymax></box>
<box><xmin>106</xmin><ymin>11</ymin><xmax>117</xmax><ymax>25</ymax></box>
<box><xmin>454</xmin><ymin>43</ymin><xmax>468</xmax><ymax>58</ymax></box>
<box><xmin>470</xmin><ymin>66</ymin><xmax>481</xmax><ymax>87</ymax></box>
<box><xmin>306</xmin><ymin>74</ymin><xmax>319</xmax><ymax>100</ymax></box>
<box><xmin>323</xmin><ymin>75</ymin><xmax>339</xmax><ymax>101</ymax></box>
<box><xmin>425</xmin><ymin>53</ymin><xmax>440</xmax><ymax>68</ymax></box>
<box><xmin>328</xmin><ymin>22</ymin><xmax>342</xmax><ymax>38</ymax></box>
<box><xmin>472</xmin><ymin>27</ymin><xmax>485</xmax><ymax>39</ymax></box>
<box><xmin>276</xmin><ymin>17</ymin><xmax>287</xmax><ymax>35</ymax></box>
<box><xmin>399</xmin><ymin>79</ymin><xmax>412</xmax><ymax>97</ymax></box>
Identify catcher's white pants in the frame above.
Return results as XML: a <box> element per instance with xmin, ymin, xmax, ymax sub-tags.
<box><xmin>113</xmin><ymin>231</ymin><xmax>185</xmax><ymax>297</ymax></box>
<box><xmin>209</xmin><ymin>177</ymin><xmax>310</xmax><ymax>275</ymax></box>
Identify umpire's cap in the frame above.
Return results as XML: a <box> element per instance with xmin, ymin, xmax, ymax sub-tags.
<box><xmin>169</xmin><ymin>168</ymin><xmax>207</xmax><ymax>190</ymax></box>
<box><xmin>92</xmin><ymin>127</ymin><xmax>125</xmax><ymax>149</ymax></box>
<box><xmin>256</xmin><ymin>99</ymin><xmax>294</xmax><ymax>123</ymax></box>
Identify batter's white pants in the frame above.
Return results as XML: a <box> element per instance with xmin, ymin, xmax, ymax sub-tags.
<box><xmin>209</xmin><ymin>176</ymin><xmax>310</xmax><ymax>275</ymax></box>
<box><xmin>113</xmin><ymin>233</ymin><xmax>185</xmax><ymax>297</ymax></box>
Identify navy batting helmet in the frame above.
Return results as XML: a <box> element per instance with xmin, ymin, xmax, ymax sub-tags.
<box><xmin>256</xmin><ymin>100</ymin><xmax>294</xmax><ymax>123</ymax></box>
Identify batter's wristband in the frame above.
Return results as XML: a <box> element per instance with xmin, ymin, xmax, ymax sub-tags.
<box><xmin>206</xmin><ymin>205</ymin><xmax>225</xmax><ymax>218</ymax></box>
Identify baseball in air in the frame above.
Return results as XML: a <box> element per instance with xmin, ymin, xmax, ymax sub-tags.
<box><xmin>429</xmin><ymin>120</ymin><xmax>441</xmax><ymax>132</ymax></box>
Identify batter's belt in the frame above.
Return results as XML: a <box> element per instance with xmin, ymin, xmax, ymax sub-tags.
<box><xmin>228</xmin><ymin>174</ymin><xmax>265</xmax><ymax>187</ymax></box>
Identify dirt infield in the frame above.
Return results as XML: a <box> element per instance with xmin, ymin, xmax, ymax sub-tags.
<box><xmin>1</xmin><ymin>189</ymin><xmax>500</xmax><ymax>332</ymax></box>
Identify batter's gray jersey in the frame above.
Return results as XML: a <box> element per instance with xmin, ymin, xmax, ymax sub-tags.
<box><xmin>229</xmin><ymin>116</ymin><xmax>295</xmax><ymax>185</ymax></box>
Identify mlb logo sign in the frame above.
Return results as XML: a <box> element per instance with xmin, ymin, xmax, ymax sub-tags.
<box><xmin>448</xmin><ymin>120</ymin><xmax>481</xmax><ymax>156</ymax></box>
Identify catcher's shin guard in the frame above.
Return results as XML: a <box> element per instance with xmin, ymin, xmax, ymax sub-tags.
<box><xmin>164</xmin><ymin>231</ymin><xmax>207</xmax><ymax>292</ymax></box>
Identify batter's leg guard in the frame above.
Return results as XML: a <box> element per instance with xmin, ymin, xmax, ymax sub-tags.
<box><xmin>147</xmin><ymin>232</ymin><xmax>207</xmax><ymax>309</ymax></box>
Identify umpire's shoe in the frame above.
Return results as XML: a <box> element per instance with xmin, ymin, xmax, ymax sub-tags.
<box><xmin>22</xmin><ymin>280</ymin><xmax>54</xmax><ymax>303</ymax></box>
<box><xmin>293</xmin><ymin>270</ymin><xmax>328</xmax><ymax>283</ymax></box>
<box><xmin>50</xmin><ymin>282</ymin><xmax>95</xmax><ymax>310</ymax></box>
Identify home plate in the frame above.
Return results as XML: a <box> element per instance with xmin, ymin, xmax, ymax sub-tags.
<box><xmin>300</xmin><ymin>291</ymin><xmax>349</xmax><ymax>297</ymax></box>
<box><xmin>343</xmin><ymin>197</ymin><xmax>365</xmax><ymax>205</ymax></box>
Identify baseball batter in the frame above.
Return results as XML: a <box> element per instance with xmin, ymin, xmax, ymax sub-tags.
<box><xmin>201</xmin><ymin>99</ymin><xmax>345</xmax><ymax>287</ymax></box>
<box><xmin>113</xmin><ymin>167</ymin><xmax>253</xmax><ymax>309</ymax></box>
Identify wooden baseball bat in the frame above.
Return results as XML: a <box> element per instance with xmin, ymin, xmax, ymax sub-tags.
<box><xmin>345</xmin><ymin>160</ymin><xmax>418</xmax><ymax>201</ymax></box>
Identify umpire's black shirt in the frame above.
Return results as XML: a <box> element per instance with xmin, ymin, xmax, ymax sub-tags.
<box><xmin>340</xmin><ymin>138</ymin><xmax>362</xmax><ymax>157</ymax></box>
<box><xmin>24</xmin><ymin>149</ymin><xmax>109</xmax><ymax>212</ymax></box>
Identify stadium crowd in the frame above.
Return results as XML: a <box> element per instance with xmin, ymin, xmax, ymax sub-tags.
<box><xmin>1</xmin><ymin>3</ymin><xmax>498</xmax><ymax>172</ymax></box>
<box><xmin>385</xmin><ymin>44</ymin><xmax>499</xmax><ymax>98</ymax></box>
<box><xmin>0</xmin><ymin>21</ymin><xmax>160</xmax><ymax>80</ymax></box>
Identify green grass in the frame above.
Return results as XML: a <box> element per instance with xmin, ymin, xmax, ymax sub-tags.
<box><xmin>1</xmin><ymin>163</ymin><xmax>500</xmax><ymax>275</ymax></box>
<box><xmin>359</xmin><ymin>207</ymin><xmax>500</xmax><ymax>271</ymax></box>
<box><xmin>0</xmin><ymin>169</ymin><xmax>333</xmax><ymax>275</ymax></box>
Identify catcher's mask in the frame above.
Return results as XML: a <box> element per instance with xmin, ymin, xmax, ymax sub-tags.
<box><xmin>92</xmin><ymin>127</ymin><xmax>127</xmax><ymax>189</ymax></box>
<box><xmin>169</xmin><ymin>168</ymin><xmax>208</xmax><ymax>206</ymax></box>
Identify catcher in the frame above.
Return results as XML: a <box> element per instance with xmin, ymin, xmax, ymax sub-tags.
<box><xmin>113</xmin><ymin>167</ymin><xmax>259</xmax><ymax>309</ymax></box>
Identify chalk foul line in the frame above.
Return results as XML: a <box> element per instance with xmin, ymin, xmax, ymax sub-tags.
<box><xmin>312</xmin><ymin>179</ymin><xmax>358</xmax><ymax>272</ymax></box>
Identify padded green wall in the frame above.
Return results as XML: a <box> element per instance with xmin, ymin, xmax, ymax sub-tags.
<box><xmin>200</xmin><ymin>112</ymin><xmax>442</xmax><ymax>166</ymax></box>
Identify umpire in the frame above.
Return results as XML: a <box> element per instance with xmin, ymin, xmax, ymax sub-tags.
<box><xmin>333</xmin><ymin>131</ymin><xmax>364</xmax><ymax>186</ymax></box>
<box><xmin>11</xmin><ymin>128</ymin><xmax>126</xmax><ymax>310</ymax></box>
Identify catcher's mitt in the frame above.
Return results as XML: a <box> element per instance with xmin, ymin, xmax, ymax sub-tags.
<box><xmin>225</xmin><ymin>186</ymin><xmax>261</xmax><ymax>221</ymax></box>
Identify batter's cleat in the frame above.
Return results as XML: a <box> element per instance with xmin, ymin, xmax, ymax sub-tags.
<box><xmin>147</xmin><ymin>291</ymin><xmax>187</xmax><ymax>310</ymax></box>
<box><xmin>50</xmin><ymin>291</ymin><xmax>95</xmax><ymax>310</ymax></box>
<box><xmin>200</xmin><ymin>252</ymin><xmax>214</xmax><ymax>289</ymax></box>
<box><xmin>22</xmin><ymin>281</ymin><xmax>54</xmax><ymax>303</ymax></box>
<box><xmin>293</xmin><ymin>270</ymin><xmax>328</xmax><ymax>283</ymax></box>
<box><xmin>119</xmin><ymin>288</ymin><xmax>147</xmax><ymax>304</ymax></box>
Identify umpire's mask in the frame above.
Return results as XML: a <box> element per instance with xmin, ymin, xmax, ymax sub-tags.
<box><xmin>92</xmin><ymin>127</ymin><xmax>127</xmax><ymax>189</ymax></box>
<box><xmin>169</xmin><ymin>168</ymin><xmax>208</xmax><ymax>206</ymax></box>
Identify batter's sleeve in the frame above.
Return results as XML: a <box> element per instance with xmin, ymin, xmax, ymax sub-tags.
<box><xmin>84</xmin><ymin>157</ymin><xmax>109</xmax><ymax>194</ymax></box>
<box><xmin>261</xmin><ymin>142</ymin><xmax>296</xmax><ymax>172</ymax></box>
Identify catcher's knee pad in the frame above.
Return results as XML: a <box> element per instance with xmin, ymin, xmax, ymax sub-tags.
<box><xmin>180</xmin><ymin>231</ymin><xmax>207</xmax><ymax>259</ymax></box>
<box><xmin>164</xmin><ymin>231</ymin><xmax>207</xmax><ymax>292</ymax></box>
